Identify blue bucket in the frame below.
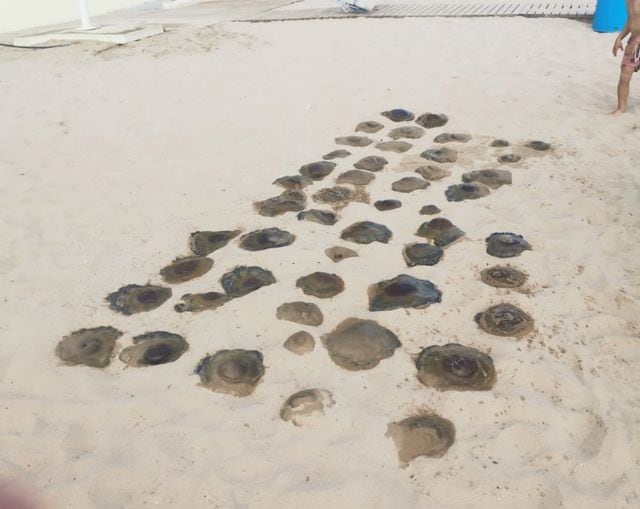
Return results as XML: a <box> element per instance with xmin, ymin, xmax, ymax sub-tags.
<box><xmin>593</xmin><ymin>0</ymin><xmax>628</xmax><ymax>33</ymax></box>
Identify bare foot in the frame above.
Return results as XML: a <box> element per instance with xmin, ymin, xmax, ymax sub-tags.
<box><xmin>610</xmin><ymin>108</ymin><xmax>625</xmax><ymax>116</ymax></box>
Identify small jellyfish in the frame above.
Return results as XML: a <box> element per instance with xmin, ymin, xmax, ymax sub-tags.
<box><xmin>354</xmin><ymin>155</ymin><xmax>388</xmax><ymax>172</ymax></box>
<box><xmin>312</xmin><ymin>186</ymin><xmax>367</xmax><ymax>209</ymax></box>
<box><xmin>107</xmin><ymin>284</ymin><xmax>172</xmax><ymax>316</ymax></box>
<box><xmin>299</xmin><ymin>161</ymin><xmax>337</xmax><ymax>181</ymax></box>
<box><xmin>160</xmin><ymin>256</ymin><xmax>213</xmax><ymax>284</ymax></box>
<box><xmin>325</xmin><ymin>246</ymin><xmax>358</xmax><ymax>262</ymax></box>
<box><xmin>421</xmin><ymin>147</ymin><xmax>457</xmax><ymax>163</ymax></box>
<box><xmin>480</xmin><ymin>265</ymin><xmax>528</xmax><ymax>288</ymax></box>
<box><xmin>239</xmin><ymin>228</ymin><xmax>295</xmax><ymax>251</ymax></box>
<box><xmin>388</xmin><ymin>126</ymin><xmax>425</xmax><ymax>140</ymax></box>
<box><xmin>276</xmin><ymin>302</ymin><xmax>324</xmax><ymax>326</ymax></box>
<box><xmin>174</xmin><ymin>292</ymin><xmax>231</xmax><ymax>313</ymax></box>
<box><xmin>336</xmin><ymin>170</ymin><xmax>375</xmax><ymax>186</ymax></box>
<box><xmin>297</xmin><ymin>209</ymin><xmax>338</xmax><ymax>226</ymax></box>
<box><xmin>415</xmin><ymin>165</ymin><xmax>450</xmax><ymax>181</ymax></box>
<box><xmin>392</xmin><ymin>176</ymin><xmax>430</xmax><ymax>193</ymax></box>
<box><xmin>415</xmin><ymin>113</ymin><xmax>449</xmax><ymax>129</ymax></box>
<box><xmin>335</xmin><ymin>136</ymin><xmax>373</xmax><ymax>147</ymax></box>
<box><xmin>322</xmin><ymin>318</ymin><xmax>401</xmax><ymax>370</ymax></box>
<box><xmin>323</xmin><ymin>149</ymin><xmax>351</xmax><ymax>160</ymax></box>
<box><xmin>403</xmin><ymin>243</ymin><xmax>444</xmax><ymax>267</ymax></box>
<box><xmin>283</xmin><ymin>331</ymin><xmax>315</xmax><ymax>355</ymax></box>
<box><xmin>189</xmin><ymin>229</ymin><xmax>241</xmax><ymax>256</ymax></box>
<box><xmin>272</xmin><ymin>175</ymin><xmax>313</xmax><ymax>191</ymax></box>
<box><xmin>119</xmin><ymin>331</ymin><xmax>188</xmax><ymax>367</ymax></box>
<box><xmin>433</xmin><ymin>133</ymin><xmax>472</xmax><ymax>143</ymax></box>
<box><xmin>381</xmin><ymin>109</ymin><xmax>415</xmax><ymax>122</ymax></box>
<box><xmin>526</xmin><ymin>140</ymin><xmax>550</xmax><ymax>151</ymax></box>
<box><xmin>415</xmin><ymin>343</ymin><xmax>496</xmax><ymax>391</ymax></box>
<box><xmin>376</xmin><ymin>141</ymin><xmax>412</xmax><ymax>153</ymax></box>
<box><xmin>475</xmin><ymin>303</ymin><xmax>534</xmax><ymax>337</ymax></box>
<box><xmin>374</xmin><ymin>199</ymin><xmax>402</xmax><ymax>211</ymax></box>
<box><xmin>491</xmin><ymin>139</ymin><xmax>510</xmax><ymax>147</ymax></box>
<box><xmin>356</xmin><ymin>121</ymin><xmax>384</xmax><ymax>133</ymax></box>
<box><xmin>220</xmin><ymin>266</ymin><xmax>276</xmax><ymax>297</ymax></box>
<box><xmin>368</xmin><ymin>274</ymin><xmax>442</xmax><ymax>311</ymax></box>
<box><xmin>280</xmin><ymin>389</ymin><xmax>335</xmax><ymax>426</ymax></box>
<box><xmin>485</xmin><ymin>232</ymin><xmax>531</xmax><ymax>258</ymax></box>
<box><xmin>444</xmin><ymin>182</ymin><xmax>491</xmax><ymax>202</ymax></box>
<box><xmin>195</xmin><ymin>349</ymin><xmax>265</xmax><ymax>397</ymax></box>
<box><xmin>296</xmin><ymin>272</ymin><xmax>345</xmax><ymax>298</ymax></box>
<box><xmin>387</xmin><ymin>413</ymin><xmax>455</xmax><ymax>464</ymax></box>
<box><xmin>55</xmin><ymin>326</ymin><xmax>122</xmax><ymax>368</ymax></box>
<box><xmin>416</xmin><ymin>218</ymin><xmax>465</xmax><ymax>247</ymax></box>
<box><xmin>419</xmin><ymin>205</ymin><xmax>441</xmax><ymax>215</ymax></box>
<box><xmin>498</xmin><ymin>154</ymin><xmax>521</xmax><ymax>164</ymax></box>
<box><xmin>462</xmin><ymin>169</ymin><xmax>512</xmax><ymax>189</ymax></box>
<box><xmin>341</xmin><ymin>221</ymin><xmax>392</xmax><ymax>244</ymax></box>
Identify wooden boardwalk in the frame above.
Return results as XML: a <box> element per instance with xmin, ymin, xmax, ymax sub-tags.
<box><xmin>237</xmin><ymin>2</ymin><xmax>595</xmax><ymax>22</ymax></box>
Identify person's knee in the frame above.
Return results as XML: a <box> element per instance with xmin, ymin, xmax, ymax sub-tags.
<box><xmin>620</xmin><ymin>67</ymin><xmax>634</xmax><ymax>83</ymax></box>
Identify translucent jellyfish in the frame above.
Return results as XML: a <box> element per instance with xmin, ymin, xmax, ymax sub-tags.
<box><xmin>253</xmin><ymin>190</ymin><xmax>306</xmax><ymax>218</ymax></box>
<box><xmin>220</xmin><ymin>266</ymin><xmax>276</xmax><ymax>297</ymax></box>
<box><xmin>325</xmin><ymin>246</ymin><xmax>358</xmax><ymax>262</ymax></box>
<box><xmin>299</xmin><ymin>161</ymin><xmax>337</xmax><ymax>180</ymax></box>
<box><xmin>433</xmin><ymin>133</ymin><xmax>471</xmax><ymax>143</ymax></box>
<box><xmin>322</xmin><ymin>318</ymin><xmax>401</xmax><ymax>370</ymax></box>
<box><xmin>415</xmin><ymin>343</ymin><xmax>496</xmax><ymax>391</ymax></box>
<box><xmin>388</xmin><ymin>126</ymin><xmax>425</xmax><ymax>140</ymax></box>
<box><xmin>356</xmin><ymin>121</ymin><xmax>384</xmax><ymax>133</ymax></box>
<box><xmin>160</xmin><ymin>256</ymin><xmax>213</xmax><ymax>284</ymax></box>
<box><xmin>297</xmin><ymin>209</ymin><xmax>338</xmax><ymax>225</ymax></box>
<box><xmin>174</xmin><ymin>292</ymin><xmax>231</xmax><ymax>313</ymax></box>
<box><xmin>444</xmin><ymin>182</ymin><xmax>491</xmax><ymax>202</ymax></box>
<box><xmin>485</xmin><ymin>232</ymin><xmax>531</xmax><ymax>258</ymax></box>
<box><xmin>341</xmin><ymin>221</ymin><xmax>392</xmax><ymax>244</ymax></box>
<box><xmin>421</xmin><ymin>147</ymin><xmax>457</xmax><ymax>163</ymax></box>
<box><xmin>323</xmin><ymin>149</ymin><xmax>352</xmax><ymax>160</ymax></box>
<box><xmin>461</xmin><ymin>169</ymin><xmax>512</xmax><ymax>189</ymax></box>
<box><xmin>381</xmin><ymin>109</ymin><xmax>415</xmax><ymax>122</ymax></box>
<box><xmin>296</xmin><ymin>272</ymin><xmax>345</xmax><ymax>298</ymax></box>
<box><xmin>526</xmin><ymin>140</ymin><xmax>550</xmax><ymax>151</ymax></box>
<box><xmin>354</xmin><ymin>155</ymin><xmax>388</xmax><ymax>172</ymax></box>
<box><xmin>369</xmin><ymin>274</ymin><xmax>442</xmax><ymax>311</ymax></box>
<box><xmin>107</xmin><ymin>284</ymin><xmax>172</xmax><ymax>315</ymax></box>
<box><xmin>498</xmin><ymin>154</ymin><xmax>521</xmax><ymax>164</ymax></box>
<box><xmin>335</xmin><ymin>136</ymin><xmax>373</xmax><ymax>147</ymax></box>
<box><xmin>415</xmin><ymin>113</ymin><xmax>449</xmax><ymax>128</ymax></box>
<box><xmin>272</xmin><ymin>175</ymin><xmax>313</xmax><ymax>190</ymax></box>
<box><xmin>119</xmin><ymin>331</ymin><xmax>188</xmax><ymax>367</ymax></box>
<box><xmin>387</xmin><ymin>413</ymin><xmax>455</xmax><ymax>464</ymax></box>
<box><xmin>415</xmin><ymin>165</ymin><xmax>451</xmax><ymax>181</ymax></box>
<box><xmin>475</xmin><ymin>303</ymin><xmax>534</xmax><ymax>337</ymax></box>
<box><xmin>336</xmin><ymin>170</ymin><xmax>375</xmax><ymax>186</ymax></box>
<box><xmin>189</xmin><ymin>229</ymin><xmax>241</xmax><ymax>256</ymax></box>
<box><xmin>276</xmin><ymin>302</ymin><xmax>324</xmax><ymax>326</ymax></box>
<box><xmin>239</xmin><ymin>228</ymin><xmax>295</xmax><ymax>251</ymax></box>
<box><xmin>480</xmin><ymin>265</ymin><xmax>528</xmax><ymax>288</ymax></box>
<box><xmin>491</xmin><ymin>139</ymin><xmax>509</xmax><ymax>147</ymax></box>
<box><xmin>419</xmin><ymin>205</ymin><xmax>441</xmax><ymax>215</ymax></box>
<box><xmin>195</xmin><ymin>349</ymin><xmax>265</xmax><ymax>397</ymax></box>
<box><xmin>403</xmin><ymin>243</ymin><xmax>444</xmax><ymax>267</ymax></box>
<box><xmin>280</xmin><ymin>389</ymin><xmax>335</xmax><ymax>426</ymax></box>
<box><xmin>55</xmin><ymin>326</ymin><xmax>122</xmax><ymax>368</ymax></box>
<box><xmin>376</xmin><ymin>141</ymin><xmax>412</xmax><ymax>153</ymax></box>
<box><xmin>392</xmin><ymin>176</ymin><xmax>430</xmax><ymax>193</ymax></box>
<box><xmin>374</xmin><ymin>199</ymin><xmax>402</xmax><ymax>211</ymax></box>
<box><xmin>283</xmin><ymin>331</ymin><xmax>315</xmax><ymax>355</ymax></box>
<box><xmin>416</xmin><ymin>218</ymin><xmax>465</xmax><ymax>247</ymax></box>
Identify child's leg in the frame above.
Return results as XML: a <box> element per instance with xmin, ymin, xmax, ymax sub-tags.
<box><xmin>612</xmin><ymin>67</ymin><xmax>634</xmax><ymax>115</ymax></box>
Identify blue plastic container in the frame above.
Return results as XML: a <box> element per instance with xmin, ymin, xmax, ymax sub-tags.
<box><xmin>593</xmin><ymin>0</ymin><xmax>628</xmax><ymax>33</ymax></box>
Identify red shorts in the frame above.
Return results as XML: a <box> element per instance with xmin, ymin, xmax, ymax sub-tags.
<box><xmin>622</xmin><ymin>41</ymin><xmax>640</xmax><ymax>72</ymax></box>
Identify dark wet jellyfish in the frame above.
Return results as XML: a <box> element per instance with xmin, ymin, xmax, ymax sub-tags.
<box><xmin>374</xmin><ymin>199</ymin><xmax>402</xmax><ymax>211</ymax></box>
<box><xmin>119</xmin><ymin>331</ymin><xmax>188</xmax><ymax>367</ymax></box>
<box><xmin>321</xmin><ymin>318</ymin><xmax>401</xmax><ymax>370</ymax></box>
<box><xmin>356</xmin><ymin>121</ymin><xmax>384</xmax><ymax>133</ymax></box>
<box><xmin>381</xmin><ymin>108</ymin><xmax>415</xmax><ymax>122</ymax></box>
<box><xmin>107</xmin><ymin>284</ymin><xmax>172</xmax><ymax>315</ymax></box>
<box><xmin>254</xmin><ymin>190</ymin><xmax>306</xmax><ymax>217</ymax></box>
<box><xmin>297</xmin><ymin>209</ymin><xmax>338</xmax><ymax>225</ymax></box>
<box><xmin>375</xmin><ymin>141</ymin><xmax>412</xmax><ymax>153</ymax></box>
<box><xmin>272</xmin><ymin>175</ymin><xmax>312</xmax><ymax>191</ymax></box>
<box><xmin>276</xmin><ymin>302</ymin><xmax>324</xmax><ymax>326</ymax></box>
<box><xmin>335</xmin><ymin>135</ymin><xmax>373</xmax><ymax>147</ymax></box>
<box><xmin>354</xmin><ymin>155</ymin><xmax>388</xmax><ymax>172</ymax></box>
<box><xmin>392</xmin><ymin>176</ymin><xmax>430</xmax><ymax>193</ymax></box>
<box><xmin>239</xmin><ymin>227</ymin><xmax>295</xmax><ymax>251</ymax></box>
<box><xmin>220</xmin><ymin>266</ymin><xmax>276</xmax><ymax>298</ymax></box>
<box><xmin>491</xmin><ymin>139</ymin><xmax>509</xmax><ymax>147</ymax></box>
<box><xmin>433</xmin><ymin>133</ymin><xmax>472</xmax><ymax>143</ymax></box>
<box><xmin>416</xmin><ymin>217</ymin><xmax>465</xmax><ymax>247</ymax></box>
<box><xmin>368</xmin><ymin>274</ymin><xmax>442</xmax><ymax>311</ymax></box>
<box><xmin>419</xmin><ymin>204</ymin><xmax>441</xmax><ymax>215</ymax></box>
<box><xmin>403</xmin><ymin>243</ymin><xmax>444</xmax><ymax>267</ymax></box>
<box><xmin>323</xmin><ymin>149</ymin><xmax>351</xmax><ymax>160</ymax></box>
<box><xmin>421</xmin><ymin>147</ymin><xmax>457</xmax><ymax>163</ymax></box>
<box><xmin>337</xmin><ymin>170</ymin><xmax>375</xmax><ymax>186</ymax></box>
<box><xmin>462</xmin><ymin>169</ymin><xmax>512</xmax><ymax>189</ymax></box>
<box><xmin>388</xmin><ymin>126</ymin><xmax>425</xmax><ymax>139</ymax></box>
<box><xmin>387</xmin><ymin>413</ymin><xmax>455</xmax><ymax>464</ymax></box>
<box><xmin>341</xmin><ymin>221</ymin><xmax>392</xmax><ymax>244</ymax></box>
<box><xmin>195</xmin><ymin>349</ymin><xmax>265</xmax><ymax>397</ymax></box>
<box><xmin>415</xmin><ymin>165</ymin><xmax>450</xmax><ymax>181</ymax></box>
<box><xmin>189</xmin><ymin>229</ymin><xmax>241</xmax><ymax>256</ymax></box>
<box><xmin>415</xmin><ymin>113</ymin><xmax>449</xmax><ymax>129</ymax></box>
<box><xmin>475</xmin><ymin>303</ymin><xmax>534</xmax><ymax>337</ymax></box>
<box><xmin>280</xmin><ymin>389</ymin><xmax>335</xmax><ymax>426</ymax></box>
<box><xmin>296</xmin><ymin>272</ymin><xmax>345</xmax><ymax>298</ymax></box>
<box><xmin>299</xmin><ymin>161</ymin><xmax>337</xmax><ymax>180</ymax></box>
<box><xmin>325</xmin><ymin>246</ymin><xmax>358</xmax><ymax>262</ymax></box>
<box><xmin>498</xmin><ymin>154</ymin><xmax>521</xmax><ymax>164</ymax></box>
<box><xmin>174</xmin><ymin>291</ymin><xmax>231</xmax><ymax>313</ymax></box>
<box><xmin>485</xmin><ymin>232</ymin><xmax>531</xmax><ymax>258</ymax></box>
<box><xmin>55</xmin><ymin>326</ymin><xmax>122</xmax><ymax>368</ymax></box>
<box><xmin>415</xmin><ymin>343</ymin><xmax>496</xmax><ymax>391</ymax></box>
<box><xmin>283</xmin><ymin>331</ymin><xmax>315</xmax><ymax>355</ymax></box>
<box><xmin>160</xmin><ymin>256</ymin><xmax>213</xmax><ymax>284</ymax></box>
<box><xmin>445</xmin><ymin>182</ymin><xmax>491</xmax><ymax>202</ymax></box>
<box><xmin>480</xmin><ymin>265</ymin><xmax>528</xmax><ymax>288</ymax></box>
<box><xmin>526</xmin><ymin>140</ymin><xmax>551</xmax><ymax>151</ymax></box>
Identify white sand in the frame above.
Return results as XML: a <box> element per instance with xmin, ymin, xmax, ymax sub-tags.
<box><xmin>1</xmin><ymin>15</ymin><xmax>639</xmax><ymax>509</ymax></box>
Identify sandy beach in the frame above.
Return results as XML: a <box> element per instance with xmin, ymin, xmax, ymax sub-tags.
<box><xmin>1</xmin><ymin>7</ymin><xmax>640</xmax><ymax>509</ymax></box>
